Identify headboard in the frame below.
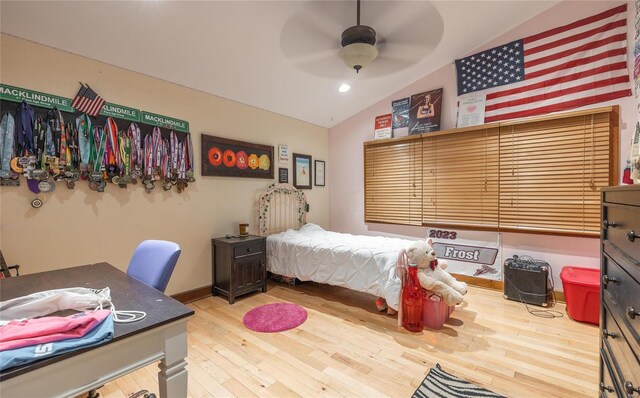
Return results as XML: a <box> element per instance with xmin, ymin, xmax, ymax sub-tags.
<box><xmin>258</xmin><ymin>183</ymin><xmax>307</xmax><ymax>236</ymax></box>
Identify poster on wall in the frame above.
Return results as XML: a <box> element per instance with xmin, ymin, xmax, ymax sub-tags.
<box><xmin>374</xmin><ymin>114</ymin><xmax>392</xmax><ymax>140</ymax></box>
<box><xmin>408</xmin><ymin>88</ymin><xmax>443</xmax><ymax>135</ymax></box>
<box><xmin>426</xmin><ymin>227</ymin><xmax>502</xmax><ymax>280</ymax></box>
<box><xmin>278</xmin><ymin>144</ymin><xmax>289</xmax><ymax>164</ymax></box>
<box><xmin>456</xmin><ymin>95</ymin><xmax>486</xmax><ymax>128</ymax></box>
<box><xmin>391</xmin><ymin>97</ymin><xmax>410</xmax><ymax>131</ymax></box>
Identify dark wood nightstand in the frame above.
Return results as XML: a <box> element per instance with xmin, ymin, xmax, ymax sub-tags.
<box><xmin>211</xmin><ymin>235</ymin><xmax>267</xmax><ymax>304</ymax></box>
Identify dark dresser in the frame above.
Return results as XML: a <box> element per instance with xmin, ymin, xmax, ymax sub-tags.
<box><xmin>212</xmin><ymin>235</ymin><xmax>267</xmax><ymax>304</ymax></box>
<box><xmin>600</xmin><ymin>186</ymin><xmax>640</xmax><ymax>396</ymax></box>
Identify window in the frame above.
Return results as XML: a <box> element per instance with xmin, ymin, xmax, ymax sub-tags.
<box><xmin>422</xmin><ymin>125</ymin><xmax>500</xmax><ymax>229</ymax></box>
<box><xmin>498</xmin><ymin>108</ymin><xmax>617</xmax><ymax>236</ymax></box>
<box><xmin>364</xmin><ymin>136</ymin><xmax>422</xmax><ymax>225</ymax></box>
<box><xmin>363</xmin><ymin>106</ymin><xmax>618</xmax><ymax>237</ymax></box>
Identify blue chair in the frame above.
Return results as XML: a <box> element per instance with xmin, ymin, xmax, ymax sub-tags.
<box><xmin>88</xmin><ymin>241</ymin><xmax>180</xmax><ymax>398</ymax></box>
<box><xmin>127</xmin><ymin>240</ymin><xmax>181</xmax><ymax>293</ymax></box>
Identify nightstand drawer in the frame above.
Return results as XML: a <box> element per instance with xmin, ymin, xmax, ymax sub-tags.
<box><xmin>233</xmin><ymin>242</ymin><xmax>265</xmax><ymax>259</ymax></box>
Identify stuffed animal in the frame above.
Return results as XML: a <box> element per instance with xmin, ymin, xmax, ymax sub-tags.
<box><xmin>406</xmin><ymin>239</ymin><xmax>468</xmax><ymax>305</ymax></box>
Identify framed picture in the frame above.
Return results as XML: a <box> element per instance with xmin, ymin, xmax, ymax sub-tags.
<box><xmin>293</xmin><ymin>153</ymin><xmax>312</xmax><ymax>189</ymax></box>
<box><xmin>314</xmin><ymin>160</ymin><xmax>325</xmax><ymax>186</ymax></box>
<box><xmin>201</xmin><ymin>134</ymin><xmax>274</xmax><ymax>179</ymax></box>
<box><xmin>278</xmin><ymin>167</ymin><xmax>288</xmax><ymax>183</ymax></box>
<box><xmin>408</xmin><ymin>87</ymin><xmax>443</xmax><ymax>135</ymax></box>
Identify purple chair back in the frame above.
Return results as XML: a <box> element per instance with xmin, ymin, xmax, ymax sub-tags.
<box><xmin>126</xmin><ymin>240</ymin><xmax>181</xmax><ymax>293</ymax></box>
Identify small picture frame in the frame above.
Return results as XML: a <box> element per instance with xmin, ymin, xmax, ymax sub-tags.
<box><xmin>293</xmin><ymin>153</ymin><xmax>312</xmax><ymax>189</ymax></box>
<box><xmin>278</xmin><ymin>167</ymin><xmax>288</xmax><ymax>183</ymax></box>
<box><xmin>314</xmin><ymin>160</ymin><xmax>325</xmax><ymax>187</ymax></box>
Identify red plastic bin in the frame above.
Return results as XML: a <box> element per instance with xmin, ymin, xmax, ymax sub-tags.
<box><xmin>560</xmin><ymin>266</ymin><xmax>600</xmax><ymax>325</ymax></box>
<box><xmin>421</xmin><ymin>290</ymin><xmax>455</xmax><ymax>330</ymax></box>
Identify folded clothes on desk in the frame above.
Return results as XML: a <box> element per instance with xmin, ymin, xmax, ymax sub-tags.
<box><xmin>0</xmin><ymin>312</ymin><xmax>114</xmax><ymax>371</ymax></box>
<box><xmin>0</xmin><ymin>309</ymin><xmax>111</xmax><ymax>351</ymax></box>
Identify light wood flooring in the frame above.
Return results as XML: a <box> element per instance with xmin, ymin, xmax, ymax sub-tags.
<box><xmin>94</xmin><ymin>282</ymin><xmax>599</xmax><ymax>398</ymax></box>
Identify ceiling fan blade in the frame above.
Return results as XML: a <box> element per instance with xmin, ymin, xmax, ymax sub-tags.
<box><xmin>374</xmin><ymin>1</ymin><xmax>444</xmax><ymax>49</ymax></box>
<box><xmin>280</xmin><ymin>1</ymin><xmax>352</xmax><ymax>60</ymax></box>
<box><xmin>376</xmin><ymin>43</ymin><xmax>438</xmax><ymax>64</ymax></box>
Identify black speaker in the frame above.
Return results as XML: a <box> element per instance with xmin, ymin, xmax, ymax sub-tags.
<box><xmin>503</xmin><ymin>256</ymin><xmax>551</xmax><ymax>307</ymax></box>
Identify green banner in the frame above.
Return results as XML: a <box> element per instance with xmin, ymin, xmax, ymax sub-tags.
<box><xmin>100</xmin><ymin>102</ymin><xmax>141</xmax><ymax>122</ymax></box>
<box><xmin>141</xmin><ymin>111</ymin><xmax>189</xmax><ymax>133</ymax></box>
<box><xmin>0</xmin><ymin>83</ymin><xmax>74</xmax><ymax>112</ymax></box>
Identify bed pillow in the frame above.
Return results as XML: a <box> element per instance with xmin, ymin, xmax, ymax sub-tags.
<box><xmin>299</xmin><ymin>223</ymin><xmax>325</xmax><ymax>233</ymax></box>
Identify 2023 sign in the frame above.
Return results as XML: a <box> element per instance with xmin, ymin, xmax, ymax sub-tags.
<box><xmin>428</xmin><ymin>229</ymin><xmax>457</xmax><ymax>240</ymax></box>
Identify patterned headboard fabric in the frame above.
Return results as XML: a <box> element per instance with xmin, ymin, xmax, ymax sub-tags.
<box><xmin>258</xmin><ymin>183</ymin><xmax>307</xmax><ymax>236</ymax></box>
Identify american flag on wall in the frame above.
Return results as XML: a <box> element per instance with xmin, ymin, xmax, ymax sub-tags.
<box><xmin>71</xmin><ymin>83</ymin><xmax>105</xmax><ymax>117</ymax></box>
<box><xmin>455</xmin><ymin>4</ymin><xmax>631</xmax><ymax>123</ymax></box>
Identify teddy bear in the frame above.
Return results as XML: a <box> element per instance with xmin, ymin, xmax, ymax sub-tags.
<box><xmin>405</xmin><ymin>238</ymin><xmax>468</xmax><ymax>305</ymax></box>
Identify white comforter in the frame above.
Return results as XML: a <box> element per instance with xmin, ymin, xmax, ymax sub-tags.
<box><xmin>266</xmin><ymin>224</ymin><xmax>416</xmax><ymax>310</ymax></box>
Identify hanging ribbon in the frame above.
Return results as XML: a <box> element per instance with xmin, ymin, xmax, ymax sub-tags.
<box><xmin>144</xmin><ymin>134</ymin><xmax>153</xmax><ymax>178</ymax></box>
<box><xmin>128</xmin><ymin>123</ymin><xmax>141</xmax><ymax>175</ymax></box>
<box><xmin>161</xmin><ymin>138</ymin><xmax>170</xmax><ymax>179</ymax></box>
<box><xmin>15</xmin><ymin>101</ymin><xmax>34</xmax><ymax>157</ymax></box>
<box><xmin>76</xmin><ymin>114</ymin><xmax>92</xmax><ymax>169</ymax></box>
<box><xmin>179</xmin><ymin>141</ymin><xmax>186</xmax><ymax>180</ymax></box>
<box><xmin>0</xmin><ymin>113</ymin><xmax>15</xmax><ymax>178</ymax></box>
<box><xmin>46</xmin><ymin>108</ymin><xmax>64</xmax><ymax>161</ymax></box>
<box><xmin>152</xmin><ymin>127</ymin><xmax>162</xmax><ymax>173</ymax></box>
<box><xmin>170</xmin><ymin>131</ymin><xmax>179</xmax><ymax>177</ymax></box>
<box><xmin>66</xmin><ymin>121</ymin><xmax>79</xmax><ymax>170</ymax></box>
<box><xmin>104</xmin><ymin>118</ymin><xmax>120</xmax><ymax>177</ymax></box>
<box><xmin>185</xmin><ymin>133</ymin><xmax>194</xmax><ymax>179</ymax></box>
<box><xmin>33</xmin><ymin>117</ymin><xmax>46</xmax><ymax>169</ymax></box>
<box><xmin>118</xmin><ymin>131</ymin><xmax>131</xmax><ymax>180</ymax></box>
<box><xmin>91</xmin><ymin>126</ymin><xmax>107</xmax><ymax>174</ymax></box>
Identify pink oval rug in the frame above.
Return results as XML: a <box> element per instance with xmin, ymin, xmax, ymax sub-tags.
<box><xmin>243</xmin><ymin>303</ymin><xmax>308</xmax><ymax>333</ymax></box>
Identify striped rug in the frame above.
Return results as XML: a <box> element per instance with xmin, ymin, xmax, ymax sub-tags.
<box><xmin>413</xmin><ymin>364</ymin><xmax>506</xmax><ymax>398</ymax></box>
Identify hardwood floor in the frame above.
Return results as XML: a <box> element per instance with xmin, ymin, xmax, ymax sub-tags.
<box><xmin>95</xmin><ymin>282</ymin><xmax>599</xmax><ymax>398</ymax></box>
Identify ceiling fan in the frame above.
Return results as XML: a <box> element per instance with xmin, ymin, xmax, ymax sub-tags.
<box><xmin>338</xmin><ymin>0</ymin><xmax>378</xmax><ymax>73</ymax></box>
<box><xmin>279</xmin><ymin>1</ymin><xmax>444</xmax><ymax>79</ymax></box>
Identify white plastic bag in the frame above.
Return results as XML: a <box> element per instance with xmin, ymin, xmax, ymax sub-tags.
<box><xmin>0</xmin><ymin>287</ymin><xmax>112</xmax><ymax>324</ymax></box>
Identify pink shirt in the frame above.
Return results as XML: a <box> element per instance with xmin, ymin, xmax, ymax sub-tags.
<box><xmin>0</xmin><ymin>309</ymin><xmax>111</xmax><ymax>351</ymax></box>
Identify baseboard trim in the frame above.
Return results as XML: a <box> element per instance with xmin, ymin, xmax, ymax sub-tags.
<box><xmin>452</xmin><ymin>273</ymin><xmax>565</xmax><ymax>303</ymax></box>
<box><xmin>170</xmin><ymin>277</ymin><xmax>566</xmax><ymax>305</ymax></box>
<box><xmin>451</xmin><ymin>273</ymin><xmax>504</xmax><ymax>290</ymax></box>
<box><xmin>171</xmin><ymin>285</ymin><xmax>212</xmax><ymax>304</ymax></box>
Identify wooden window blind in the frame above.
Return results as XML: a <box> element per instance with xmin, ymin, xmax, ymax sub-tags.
<box><xmin>363</xmin><ymin>106</ymin><xmax>617</xmax><ymax>237</ymax></box>
<box><xmin>422</xmin><ymin>126</ymin><xmax>500</xmax><ymax>229</ymax></box>
<box><xmin>498</xmin><ymin>108</ymin><xmax>617</xmax><ymax>236</ymax></box>
<box><xmin>364</xmin><ymin>136</ymin><xmax>423</xmax><ymax>225</ymax></box>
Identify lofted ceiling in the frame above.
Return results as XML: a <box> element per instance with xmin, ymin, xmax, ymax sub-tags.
<box><xmin>0</xmin><ymin>1</ymin><xmax>559</xmax><ymax>128</ymax></box>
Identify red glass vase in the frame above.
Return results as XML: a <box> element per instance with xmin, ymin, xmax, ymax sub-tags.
<box><xmin>402</xmin><ymin>265</ymin><xmax>424</xmax><ymax>332</ymax></box>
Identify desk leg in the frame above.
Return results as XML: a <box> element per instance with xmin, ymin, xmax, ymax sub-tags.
<box><xmin>158</xmin><ymin>322</ymin><xmax>189</xmax><ymax>398</ymax></box>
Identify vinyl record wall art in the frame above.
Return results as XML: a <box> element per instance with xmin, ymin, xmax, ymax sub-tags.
<box><xmin>201</xmin><ymin>134</ymin><xmax>274</xmax><ymax>179</ymax></box>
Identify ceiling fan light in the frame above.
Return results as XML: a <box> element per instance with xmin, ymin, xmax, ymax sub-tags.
<box><xmin>339</xmin><ymin>43</ymin><xmax>379</xmax><ymax>73</ymax></box>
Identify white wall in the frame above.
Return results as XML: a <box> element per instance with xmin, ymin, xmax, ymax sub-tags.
<box><xmin>329</xmin><ymin>1</ymin><xmax>634</xmax><ymax>290</ymax></box>
<box><xmin>0</xmin><ymin>34</ymin><xmax>330</xmax><ymax>295</ymax></box>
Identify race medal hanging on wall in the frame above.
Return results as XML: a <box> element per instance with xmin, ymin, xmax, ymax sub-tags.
<box><xmin>89</xmin><ymin>125</ymin><xmax>107</xmax><ymax>192</ymax></box>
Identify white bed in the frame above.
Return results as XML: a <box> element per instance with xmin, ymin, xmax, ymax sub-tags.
<box><xmin>259</xmin><ymin>184</ymin><xmax>415</xmax><ymax>310</ymax></box>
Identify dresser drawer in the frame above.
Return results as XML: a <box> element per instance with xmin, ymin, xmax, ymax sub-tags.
<box><xmin>233</xmin><ymin>242</ymin><xmax>265</xmax><ymax>259</ymax></box>
<box><xmin>604</xmin><ymin>189</ymin><xmax>640</xmax><ymax>207</ymax></box>
<box><xmin>602</xmin><ymin>251</ymin><xmax>640</xmax><ymax>347</ymax></box>
<box><xmin>602</xmin><ymin>302</ymin><xmax>640</xmax><ymax>396</ymax></box>
<box><xmin>600</xmin><ymin>348</ymin><xmax>621</xmax><ymax>397</ymax></box>
<box><xmin>603</xmin><ymin>203</ymin><xmax>640</xmax><ymax>258</ymax></box>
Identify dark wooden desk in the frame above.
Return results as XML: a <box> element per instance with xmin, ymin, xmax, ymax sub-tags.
<box><xmin>0</xmin><ymin>262</ymin><xmax>194</xmax><ymax>398</ymax></box>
